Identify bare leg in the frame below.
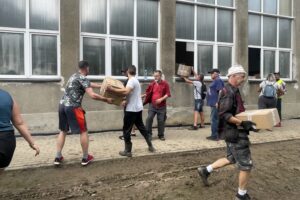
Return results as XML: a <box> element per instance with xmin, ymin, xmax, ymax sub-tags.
<box><xmin>200</xmin><ymin>112</ymin><xmax>205</xmax><ymax>127</ymax></box>
<box><xmin>211</xmin><ymin>157</ymin><xmax>231</xmax><ymax>169</ymax></box>
<box><xmin>80</xmin><ymin>131</ymin><xmax>89</xmax><ymax>156</ymax></box>
<box><xmin>238</xmin><ymin>170</ymin><xmax>251</xmax><ymax>190</ymax></box>
<box><xmin>193</xmin><ymin>111</ymin><xmax>198</xmax><ymax>126</ymax></box>
<box><xmin>56</xmin><ymin>131</ymin><xmax>67</xmax><ymax>154</ymax></box>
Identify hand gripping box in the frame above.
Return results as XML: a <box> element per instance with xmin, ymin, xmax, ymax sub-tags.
<box><xmin>100</xmin><ymin>77</ymin><xmax>125</xmax><ymax>106</ymax></box>
<box><xmin>236</xmin><ymin>108</ymin><xmax>280</xmax><ymax>130</ymax></box>
<box><xmin>177</xmin><ymin>64</ymin><xmax>192</xmax><ymax>77</ymax></box>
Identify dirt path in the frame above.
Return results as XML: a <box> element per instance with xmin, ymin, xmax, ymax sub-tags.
<box><xmin>1</xmin><ymin>140</ymin><xmax>300</xmax><ymax>200</ymax></box>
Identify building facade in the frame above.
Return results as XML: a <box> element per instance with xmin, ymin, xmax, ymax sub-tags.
<box><xmin>0</xmin><ymin>0</ymin><xmax>299</xmax><ymax>134</ymax></box>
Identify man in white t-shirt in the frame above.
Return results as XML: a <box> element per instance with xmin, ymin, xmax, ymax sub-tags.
<box><xmin>107</xmin><ymin>65</ymin><xmax>155</xmax><ymax>157</ymax></box>
<box><xmin>182</xmin><ymin>70</ymin><xmax>206</xmax><ymax>130</ymax></box>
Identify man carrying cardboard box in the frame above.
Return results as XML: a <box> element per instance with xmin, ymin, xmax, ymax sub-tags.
<box><xmin>197</xmin><ymin>65</ymin><xmax>256</xmax><ymax>200</ymax></box>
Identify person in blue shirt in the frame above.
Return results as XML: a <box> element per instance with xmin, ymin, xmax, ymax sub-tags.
<box><xmin>206</xmin><ymin>69</ymin><xmax>224</xmax><ymax>141</ymax></box>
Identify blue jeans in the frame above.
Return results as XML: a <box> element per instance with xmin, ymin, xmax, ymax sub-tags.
<box><xmin>210</xmin><ymin>106</ymin><xmax>218</xmax><ymax>138</ymax></box>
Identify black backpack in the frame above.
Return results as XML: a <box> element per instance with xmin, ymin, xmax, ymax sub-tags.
<box><xmin>201</xmin><ymin>83</ymin><xmax>207</xmax><ymax>100</ymax></box>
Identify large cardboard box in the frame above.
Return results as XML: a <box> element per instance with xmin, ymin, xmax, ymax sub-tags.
<box><xmin>100</xmin><ymin>77</ymin><xmax>125</xmax><ymax>106</ymax></box>
<box><xmin>177</xmin><ymin>64</ymin><xmax>192</xmax><ymax>77</ymax></box>
<box><xmin>236</xmin><ymin>108</ymin><xmax>280</xmax><ymax>130</ymax></box>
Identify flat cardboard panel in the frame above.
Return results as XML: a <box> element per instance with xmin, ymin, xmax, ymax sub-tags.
<box><xmin>236</xmin><ymin>108</ymin><xmax>280</xmax><ymax>130</ymax></box>
<box><xmin>100</xmin><ymin>77</ymin><xmax>125</xmax><ymax>106</ymax></box>
<box><xmin>177</xmin><ymin>64</ymin><xmax>192</xmax><ymax>77</ymax></box>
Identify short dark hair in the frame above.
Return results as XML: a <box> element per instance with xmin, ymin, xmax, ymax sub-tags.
<box><xmin>127</xmin><ymin>65</ymin><xmax>136</xmax><ymax>75</ymax></box>
<box><xmin>154</xmin><ymin>70</ymin><xmax>162</xmax><ymax>75</ymax></box>
<box><xmin>79</xmin><ymin>60</ymin><xmax>89</xmax><ymax>69</ymax></box>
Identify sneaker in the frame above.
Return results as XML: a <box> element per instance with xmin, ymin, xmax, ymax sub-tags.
<box><xmin>158</xmin><ymin>136</ymin><xmax>165</xmax><ymax>141</ymax></box>
<box><xmin>235</xmin><ymin>193</ymin><xmax>251</xmax><ymax>200</ymax></box>
<box><xmin>206</xmin><ymin>136</ymin><xmax>219</xmax><ymax>141</ymax></box>
<box><xmin>197</xmin><ymin>166</ymin><xmax>210</xmax><ymax>186</ymax></box>
<box><xmin>81</xmin><ymin>154</ymin><xmax>94</xmax><ymax>166</ymax></box>
<box><xmin>188</xmin><ymin>126</ymin><xmax>198</xmax><ymax>130</ymax></box>
<box><xmin>54</xmin><ymin>156</ymin><xmax>64</xmax><ymax>166</ymax></box>
<box><xmin>198</xmin><ymin>125</ymin><xmax>206</xmax><ymax>128</ymax></box>
<box><xmin>148</xmin><ymin>145</ymin><xmax>156</xmax><ymax>152</ymax></box>
<box><xmin>274</xmin><ymin>122</ymin><xmax>281</xmax><ymax>127</ymax></box>
<box><xmin>119</xmin><ymin>135</ymin><xmax>124</xmax><ymax>140</ymax></box>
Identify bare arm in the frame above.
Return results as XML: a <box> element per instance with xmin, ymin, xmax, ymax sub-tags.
<box><xmin>90</xmin><ymin>82</ymin><xmax>102</xmax><ymax>88</ymax></box>
<box><xmin>85</xmin><ymin>87</ymin><xmax>113</xmax><ymax>103</ymax></box>
<box><xmin>11</xmin><ymin>100</ymin><xmax>40</xmax><ymax>156</ymax></box>
<box><xmin>228</xmin><ymin>116</ymin><xmax>243</xmax><ymax>126</ymax></box>
<box><xmin>182</xmin><ymin>76</ymin><xmax>193</xmax><ymax>84</ymax></box>
<box><xmin>107</xmin><ymin>86</ymin><xmax>133</xmax><ymax>95</ymax></box>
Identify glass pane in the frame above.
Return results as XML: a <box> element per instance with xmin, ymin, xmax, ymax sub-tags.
<box><xmin>248</xmin><ymin>14</ymin><xmax>261</xmax><ymax>46</ymax></box>
<box><xmin>111</xmin><ymin>40</ymin><xmax>132</xmax><ymax>76</ymax></box>
<box><xmin>198</xmin><ymin>0</ymin><xmax>215</xmax><ymax>4</ymax></box>
<box><xmin>279</xmin><ymin>51</ymin><xmax>290</xmax><ymax>78</ymax></box>
<box><xmin>248</xmin><ymin>0</ymin><xmax>261</xmax><ymax>12</ymax></box>
<box><xmin>0</xmin><ymin>0</ymin><xmax>25</xmax><ymax>28</ymax></box>
<box><xmin>217</xmin><ymin>0</ymin><xmax>233</xmax><ymax>7</ymax></box>
<box><xmin>263</xmin><ymin>0</ymin><xmax>277</xmax><ymax>14</ymax></box>
<box><xmin>0</xmin><ymin>33</ymin><xmax>24</xmax><ymax>75</ymax></box>
<box><xmin>198</xmin><ymin>45</ymin><xmax>213</xmax><ymax>75</ymax></box>
<box><xmin>279</xmin><ymin>19</ymin><xmax>291</xmax><ymax>48</ymax></box>
<box><xmin>197</xmin><ymin>7</ymin><xmax>215</xmax><ymax>41</ymax></box>
<box><xmin>83</xmin><ymin>38</ymin><xmax>105</xmax><ymax>75</ymax></box>
<box><xmin>217</xmin><ymin>9</ymin><xmax>233</xmax><ymax>43</ymax></box>
<box><xmin>110</xmin><ymin>0</ymin><xmax>134</xmax><ymax>36</ymax></box>
<box><xmin>218</xmin><ymin>46</ymin><xmax>232</xmax><ymax>75</ymax></box>
<box><xmin>263</xmin><ymin>16</ymin><xmax>277</xmax><ymax>47</ymax></box>
<box><xmin>81</xmin><ymin>0</ymin><xmax>106</xmax><ymax>34</ymax></box>
<box><xmin>176</xmin><ymin>3</ymin><xmax>194</xmax><ymax>40</ymax></box>
<box><xmin>137</xmin><ymin>0</ymin><xmax>158</xmax><ymax>38</ymax></box>
<box><xmin>30</xmin><ymin>0</ymin><xmax>59</xmax><ymax>30</ymax></box>
<box><xmin>263</xmin><ymin>50</ymin><xmax>275</xmax><ymax>77</ymax></box>
<box><xmin>279</xmin><ymin>0</ymin><xmax>292</xmax><ymax>16</ymax></box>
<box><xmin>32</xmin><ymin>35</ymin><xmax>57</xmax><ymax>75</ymax></box>
<box><xmin>138</xmin><ymin>42</ymin><xmax>156</xmax><ymax>76</ymax></box>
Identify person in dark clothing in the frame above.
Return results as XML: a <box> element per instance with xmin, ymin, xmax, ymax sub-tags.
<box><xmin>107</xmin><ymin>65</ymin><xmax>155</xmax><ymax>157</ymax></box>
<box><xmin>197</xmin><ymin>65</ymin><xmax>256</xmax><ymax>200</ymax></box>
<box><xmin>0</xmin><ymin>89</ymin><xmax>40</xmax><ymax>174</ymax></box>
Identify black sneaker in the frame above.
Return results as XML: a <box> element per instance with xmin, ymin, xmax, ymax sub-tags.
<box><xmin>206</xmin><ymin>136</ymin><xmax>219</xmax><ymax>141</ymax></box>
<box><xmin>119</xmin><ymin>135</ymin><xmax>124</xmax><ymax>140</ymax></box>
<box><xmin>81</xmin><ymin>154</ymin><xmax>94</xmax><ymax>166</ymax></box>
<box><xmin>148</xmin><ymin>145</ymin><xmax>155</xmax><ymax>152</ymax></box>
<box><xmin>188</xmin><ymin>126</ymin><xmax>198</xmax><ymax>130</ymax></box>
<box><xmin>197</xmin><ymin>166</ymin><xmax>210</xmax><ymax>186</ymax></box>
<box><xmin>54</xmin><ymin>156</ymin><xmax>64</xmax><ymax>166</ymax></box>
<box><xmin>158</xmin><ymin>136</ymin><xmax>165</xmax><ymax>141</ymax></box>
<box><xmin>235</xmin><ymin>193</ymin><xmax>251</xmax><ymax>200</ymax></box>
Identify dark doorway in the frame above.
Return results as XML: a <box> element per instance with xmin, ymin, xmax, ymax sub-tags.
<box><xmin>248</xmin><ymin>48</ymin><xmax>261</xmax><ymax>79</ymax></box>
<box><xmin>176</xmin><ymin>41</ymin><xmax>194</xmax><ymax>66</ymax></box>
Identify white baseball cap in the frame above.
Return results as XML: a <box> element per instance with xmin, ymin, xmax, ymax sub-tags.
<box><xmin>226</xmin><ymin>65</ymin><xmax>246</xmax><ymax>77</ymax></box>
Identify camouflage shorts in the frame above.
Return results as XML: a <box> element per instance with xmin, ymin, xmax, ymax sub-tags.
<box><xmin>226</xmin><ymin>138</ymin><xmax>253</xmax><ymax>171</ymax></box>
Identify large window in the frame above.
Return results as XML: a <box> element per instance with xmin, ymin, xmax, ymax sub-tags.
<box><xmin>80</xmin><ymin>0</ymin><xmax>159</xmax><ymax>78</ymax></box>
<box><xmin>248</xmin><ymin>0</ymin><xmax>293</xmax><ymax>79</ymax></box>
<box><xmin>0</xmin><ymin>0</ymin><xmax>60</xmax><ymax>78</ymax></box>
<box><xmin>176</xmin><ymin>0</ymin><xmax>234</xmax><ymax>76</ymax></box>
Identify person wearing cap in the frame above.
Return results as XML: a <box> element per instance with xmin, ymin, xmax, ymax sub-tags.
<box><xmin>54</xmin><ymin>61</ymin><xmax>113</xmax><ymax>167</ymax></box>
<box><xmin>197</xmin><ymin>65</ymin><xmax>257</xmax><ymax>200</ymax></box>
<box><xmin>206</xmin><ymin>69</ymin><xmax>224</xmax><ymax>141</ymax></box>
<box><xmin>274</xmin><ymin>72</ymin><xmax>286</xmax><ymax>127</ymax></box>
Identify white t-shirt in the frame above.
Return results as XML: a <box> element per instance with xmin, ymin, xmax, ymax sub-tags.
<box><xmin>259</xmin><ymin>80</ymin><xmax>280</xmax><ymax>97</ymax></box>
<box><xmin>192</xmin><ymin>81</ymin><xmax>202</xmax><ymax>100</ymax></box>
<box><xmin>125</xmin><ymin>77</ymin><xmax>143</xmax><ymax>112</ymax></box>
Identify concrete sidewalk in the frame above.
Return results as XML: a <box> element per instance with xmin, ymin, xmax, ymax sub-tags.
<box><xmin>7</xmin><ymin>119</ymin><xmax>300</xmax><ymax>170</ymax></box>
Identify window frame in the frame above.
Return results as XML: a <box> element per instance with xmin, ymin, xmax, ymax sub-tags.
<box><xmin>0</xmin><ymin>0</ymin><xmax>61</xmax><ymax>80</ymax></box>
<box><xmin>248</xmin><ymin>0</ymin><xmax>294</xmax><ymax>81</ymax></box>
<box><xmin>80</xmin><ymin>0</ymin><xmax>160</xmax><ymax>80</ymax></box>
<box><xmin>176</xmin><ymin>0</ymin><xmax>236</xmax><ymax>79</ymax></box>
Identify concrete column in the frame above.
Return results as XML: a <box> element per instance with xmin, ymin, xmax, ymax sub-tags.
<box><xmin>160</xmin><ymin>0</ymin><xmax>176</xmax><ymax>105</ymax></box>
<box><xmin>234</xmin><ymin>0</ymin><xmax>248</xmax><ymax>70</ymax></box>
<box><xmin>60</xmin><ymin>0</ymin><xmax>80</xmax><ymax>79</ymax></box>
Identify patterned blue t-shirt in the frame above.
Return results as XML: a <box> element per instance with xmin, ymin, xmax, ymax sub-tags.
<box><xmin>60</xmin><ymin>73</ymin><xmax>91</xmax><ymax>107</ymax></box>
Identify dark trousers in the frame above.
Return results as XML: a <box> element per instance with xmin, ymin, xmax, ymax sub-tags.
<box><xmin>276</xmin><ymin>98</ymin><xmax>282</xmax><ymax>120</ymax></box>
<box><xmin>146</xmin><ymin>104</ymin><xmax>167</xmax><ymax>137</ymax></box>
<box><xmin>123</xmin><ymin>111</ymin><xmax>150</xmax><ymax>145</ymax></box>
<box><xmin>258</xmin><ymin>96</ymin><xmax>277</xmax><ymax>109</ymax></box>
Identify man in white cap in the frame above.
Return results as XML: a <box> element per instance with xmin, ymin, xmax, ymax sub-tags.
<box><xmin>197</xmin><ymin>65</ymin><xmax>256</xmax><ymax>200</ymax></box>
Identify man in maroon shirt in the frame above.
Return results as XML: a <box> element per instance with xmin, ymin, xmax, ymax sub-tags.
<box><xmin>144</xmin><ymin>70</ymin><xmax>171</xmax><ymax>140</ymax></box>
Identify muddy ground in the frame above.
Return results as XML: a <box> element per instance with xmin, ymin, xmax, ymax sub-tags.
<box><xmin>0</xmin><ymin>140</ymin><xmax>300</xmax><ymax>200</ymax></box>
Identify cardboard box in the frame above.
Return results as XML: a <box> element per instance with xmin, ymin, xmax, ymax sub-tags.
<box><xmin>177</xmin><ymin>64</ymin><xmax>192</xmax><ymax>77</ymax></box>
<box><xmin>100</xmin><ymin>77</ymin><xmax>126</xmax><ymax>106</ymax></box>
<box><xmin>236</xmin><ymin>108</ymin><xmax>280</xmax><ymax>130</ymax></box>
